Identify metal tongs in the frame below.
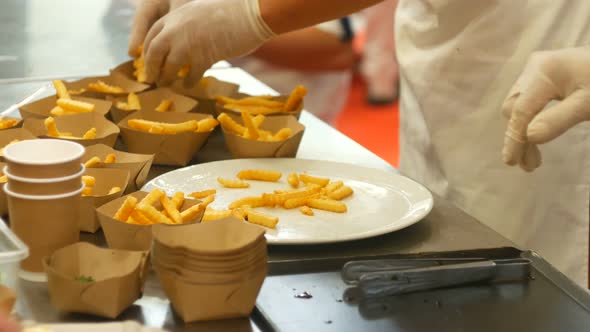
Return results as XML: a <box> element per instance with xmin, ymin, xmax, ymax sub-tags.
<box><xmin>341</xmin><ymin>257</ymin><xmax>531</xmax><ymax>298</ymax></box>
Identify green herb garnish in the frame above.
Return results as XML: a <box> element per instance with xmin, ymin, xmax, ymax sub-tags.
<box><xmin>75</xmin><ymin>275</ymin><xmax>95</xmax><ymax>283</ymax></box>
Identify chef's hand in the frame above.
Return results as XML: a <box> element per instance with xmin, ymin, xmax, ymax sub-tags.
<box><xmin>142</xmin><ymin>0</ymin><xmax>275</xmax><ymax>85</ymax></box>
<box><xmin>502</xmin><ymin>47</ymin><xmax>590</xmax><ymax>171</ymax></box>
<box><xmin>128</xmin><ymin>0</ymin><xmax>192</xmax><ymax>57</ymax></box>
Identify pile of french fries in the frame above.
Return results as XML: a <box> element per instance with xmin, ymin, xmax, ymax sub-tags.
<box><xmin>87</xmin><ymin>80</ymin><xmax>126</xmax><ymax>94</ymax></box>
<box><xmin>113</xmin><ymin>189</ymin><xmax>213</xmax><ymax>225</ymax></box>
<box><xmin>44</xmin><ymin>117</ymin><xmax>97</xmax><ymax>140</ymax></box>
<box><xmin>115</xmin><ymin>92</ymin><xmax>141</xmax><ymax>111</ymax></box>
<box><xmin>0</xmin><ymin>118</ymin><xmax>18</xmax><ymax>130</ymax></box>
<box><xmin>84</xmin><ymin>154</ymin><xmax>117</xmax><ymax>168</ymax></box>
<box><xmin>215</xmin><ymin>85</ymin><xmax>306</xmax><ymax>115</ymax></box>
<box><xmin>81</xmin><ymin>175</ymin><xmax>120</xmax><ymax>197</ymax></box>
<box><xmin>50</xmin><ymin>80</ymin><xmax>96</xmax><ymax>117</ymax></box>
<box><xmin>198</xmin><ymin>169</ymin><xmax>354</xmax><ymax>228</ymax></box>
<box><xmin>217</xmin><ymin>112</ymin><xmax>292</xmax><ymax>142</ymax></box>
<box><xmin>127</xmin><ymin>118</ymin><xmax>218</xmax><ymax>135</ymax></box>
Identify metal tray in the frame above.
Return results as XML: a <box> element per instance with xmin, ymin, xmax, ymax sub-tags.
<box><xmin>253</xmin><ymin>247</ymin><xmax>590</xmax><ymax>332</ymax></box>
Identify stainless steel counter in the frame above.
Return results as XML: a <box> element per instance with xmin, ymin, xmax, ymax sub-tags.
<box><xmin>1</xmin><ymin>1</ymin><xmax>589</xmax><ymax>331</ymax></box>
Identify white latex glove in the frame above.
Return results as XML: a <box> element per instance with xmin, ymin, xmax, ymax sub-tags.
<box><xmin>128</xmin><ymin>0</ymin><xmax>192</xmax><ymax>57</ymax></box>
<box><xmin>502</xmin><ymin>47</ymin><xmax>590</xmax><ymax>171</ymax></box>
<box><xmin>142</xmin><ymin>0</ymin><xmax>275</xmax><ymax>85</ymax></box>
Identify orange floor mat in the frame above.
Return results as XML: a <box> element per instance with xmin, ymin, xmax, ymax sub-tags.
<box><xmin>334</xmin><ymin>75</ymin><xmax>399</xmax><ymax>167</ymax></box>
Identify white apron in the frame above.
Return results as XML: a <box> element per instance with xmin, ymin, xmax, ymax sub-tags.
<box><xmin>396</xmin><ymin>0</ymin><xmax>590</xmax><ymax>286</ymax></box>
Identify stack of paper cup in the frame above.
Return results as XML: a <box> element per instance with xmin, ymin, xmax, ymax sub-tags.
<box><xmin>2</xmin><ymin>139</ymin><xmax>85</xmax><ymax>281</ymax></box>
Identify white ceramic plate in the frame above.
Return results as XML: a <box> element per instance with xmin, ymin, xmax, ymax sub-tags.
<box><xmin>143</xmin><ymin>159</ymin><xmax>433</xmax><ymax>245</ymax></box>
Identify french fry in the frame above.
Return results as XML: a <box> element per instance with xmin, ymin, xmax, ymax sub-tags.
<box><xmin>273</xmin><ymin>128</ymin><xmax>292</xmax><ymax>141</ymax></box>
<box><xmin>287</xmin><ymin>173</ymin><xmax>299</xmax><ymax>188</ymax></box>
<box><xmin>300</xmin><ymin>206</ymin><xmax>314</xmax><ymax>216</ymax></box>
<box><xmin>56</xmin><ymin>98</ymin><xmax>95</xmax><ymax>113</ymax></box>
<box><xmin>114</xmin><ymin>196</ymin><xmax>138</xmax><ymax>222</ymax></box>
<box><xmin>129</xmin><ymin>209</ymin><xmax>153</xmax><ymax>225</ymax></box>
<box><xmin>155</xmin><ymin>99</ymin><xmax>173</xmax><ymax>112</ymax></box>
<box><xmin>202</xmin><ymin>207</ymin><xmax>233</xmax><ymax>222</ymax></box>
<box><xmin>325</xmin><ymin>181</ymin><xmax>344</xmax><ymax>194</ymax></box>
<box><xmin>83</xmin><ymin>187</ymin><xmax>94</xmax><ymax>196</ymax></box>
<box><xmin>328</xmin><ymin>186</ymin><xmax>354</xmax><ymax>200</ymax></box>
<box><xmin>108</xmin><ymin>187</ymin><xmax>121</xmax><ymax>195</ymax></box>
<box><xmin>170</xmin><ymin>192</ymin><xmax>185</xmax><ymax>209</ymax></box>
<box><xmin>160</xmin><ymin>195</ymin><xmax>182</xmax><ymax>224</ymax></box>
<box><xmin>104</xmin><ymin>153</ymin><xmax>116</xmax><ymax>163</ymax></box>
<box><xmin>138</xmin><ymin>189</ymin><xmax>165</xmax><ymax>206</ymax></box>
<box><xmin>257</xmin><ymin>130</ymin><xmax>274</xmax><ymax>142</ymax></box>
<box><xmin>229</xmin><ymin>196</ymin><xmax>265</xmax><ymax>209</ymax></box>
<box><xmin>307</xmin><ymin>198</ymin><xmax>347</xmax><ymax>213</ymax></box>
<box><xmin>53</xmin><ymin>80</ymin><xmax>71</xmax><ymax>99</ymax></box>
<box><xmin>68</xmin><ymin>88</ymin><xmax>87</xmax><ymax>95</ymax></box>
<box><xmin>180</xmin><ymin>195</ymin><xmax>214</xmax><ymax>222</ymax></box>
<box><xmin>245</xmin><ymin>208</ymin><xmax>279</xmax><ymax>229</ymax></box>
<box><xmin>128</xmin><ymin>119</ymin><xmax>198</xmax><ymax>135</ymax></box>
<box><xmin>252</xmin><ymin>114</ymin><xmax>265</xmax><ymax>128</ymax></box>
<box><xmin>82</xmin><ymin>175</ymin><xmax>96</xmax><ymax>187</ymax></box>
<box><xmin>87</xmin><ymin>80</ymin><xmax>126</xmax><ymax>94</ymax></box>
<box><xmin>84</xmin><ymin>156</ymin><xmax>101</xmax><ymax>168</ymax></box>
<box><xmin>196</xmin><ymin>118</ymin><xmax>219</xmax><ymax>133</ymax></box>
<box><xmin>217</xmin><ymin>177</ymin><xmax>250</xmax><ymax>188</ymax></box>
<box><xmin>283</xmin><ymin>85</ymin><xmax>307</xmax><ymax>113</ymax></box>
<box><xmin>224</xmin><ymin>104</ymin><xmax>283</xmax><ymax>115</ymax></box>
<box><xmin>234</xmin><ymin>96</ymin><xmax>284</xmax><ymax>108</ymax></box>
<box><xmin>217</xmin><ymin>113</ymin><xmax>246</xmax><ymax>136</ymax></box>
<box><xmin>0</xmin><ymin>175</ymin><xmax>7</xmax><ymax>183</ymax></box>
<box><xmin>116</xmin><ymin>93</ymin><xmax>142</xmax><ymax>111</ymax></box>
<box><xmin>299</xmin><ymin>174</ymin><xmax>330</xmax><ymax>187</ymax></box>
<box><xmin>283</xmin><ymin>193</ymin><xmax>320</xmax><ymax>209</ymax></box>
<box><xmin>0</xmin><ymin>118</ymin><xmax>17</xmax><ymax>130</ymax></box>
<box><xmin>44</xmin><ymin>117</ymin><xmax>60</xmax><ymax>137</ymax></box>
<box><xmin>133</xmin><ymin>45</ymin><xmax>147</xmax><ymax>83</ymax></box>
<box><xmin>82</xmin><ymin>128</ymin><xmax>97</xmax><ymax>139</ymax></box>
<box><xmin>137</xmin><ymin>203</ymin><xmax>175</xmax><ymax>224</ymax></box>
<box><xmin>189</xmin><ymin>189</ymin><xmax>216</xmax><ymax>199</ymax></box>
<box><xmin>177</xmin><ymin>64</ymin><xmax>191</xmax><ymax>78</ymax></box>
<box><xmin>237</xmin><ymin>169</ymin><xmax>282</xmax><ymax>182</ymax></box>
<box><xmin>241</xmin><ymin>111</ymin><xmax>259</xmax><ymax>140</ymax></box>
<box><xmin>231</xmin><ymin>207</ymin><xmax>248</xmax><ymax>221</ymax></box>
<box><xmin>49</xmin><ymin>106</ymin><xmax>66</xmax><ymax>117</ymax></box>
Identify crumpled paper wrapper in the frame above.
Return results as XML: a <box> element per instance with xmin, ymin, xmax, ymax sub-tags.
<box><xmin>221</xmin><ymin>115</ymin><xmax>305</xmax><ymax>158</ymax></box>
<box><xmin>63</xmin><ymin>73</ymin><xmax>150</xmax><ymax>99</ymax></box>
<box><xmin>96</xmin><ymin>191</ymin><xmax>204</xmax><ymax>251</ymax></box>
<box><xmin>109</xmin><ymin>87</ymin><xmax>198</xmax><ymax>124</ymax></box>
<box><xmin>82</xmin><ymin>144</ymin><xmax>153</xmax><ymax>192</ymax></box>
<box><xmin>19</xmin><ymin>95</ymin><xmax>112</xmax><ymax>119</ymax></box>
<box><xmin>23</xmin><ymin>112</ymin><xmax>120</xmax><ymax>147</ymax></box>
<box><xmin>79</xmin><ymin>168</ymin><xmax>130</xmax><ymax>233</ymax></box>
<box><xmin>118</xmin><ymin>111</ymin><xmax>215</xmax><ymax>166</ymax></box>
<box><xmin>43</xmin><ymin>242</ymin><xmax>149</xmax><ymax>319</ymax></box>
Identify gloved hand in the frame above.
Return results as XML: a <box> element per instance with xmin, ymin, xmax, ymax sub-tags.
<box><xmin>142</xmin><ymin>0</ymin><xmax>275</xmax><ymax>85</ymax></box>
<box><xmin>502</xmin><ymin>47</ymin><xmax>590</xmax><ymax>171</ymax></box>
<box><xmin>128</xmin><ymin>0</ymin><xmax>192</xmax><ymax>57</ymax></box>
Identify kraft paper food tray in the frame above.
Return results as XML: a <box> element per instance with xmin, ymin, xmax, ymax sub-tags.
<box><xmin>0</xmin><ymin>128</ymin><xmax>38</xmax><ymax>161</ymax></box>
<box><xmin>79</xmin><ymin>168</ymin><xmax>130</xmax><ymax>233</ymax></box>
<box><xmin>215</xmin><ymin>92</ymin><xmax>303</xmax><ymax>119</ymax></box>
<box><xmin>109</xmin><ymin>87</ymin><xmax>199</xmax><ymax>123</ymax></box>
<box><xmin>118</xmin><ymin>111</ymin><xmax>215</xmax><ymax>166</ymax></box>
<box><xmin>170</xmin><ymin>76</ymin><xmax>239</xmax><ymax>115</ymax></box>
<box><xmin>83</xmin><ymin>144</ymin><xmax>154</xmax><ymax>191</ymax></box>
<box><xmin>43</xmin><ymin>242</ymin><xmax>149</xmax><ymax>319</ymax></box>
<box><xmin>155</xmin><ymin>261</ymin><xmax>267</xmax><ymax>322</ymax></box>
<box><xmin>18</xmin><ymin>95</ymin><xmax>112</xmax><ymax>119</ymax></box>
<box><xmin>64</xmin><ymin>72</ymin><xmax>150</xmax><ymax>99</ymax></box>
<box><xmin>221</xmin><ymin>115</ymin><xmax>305</xmax><ymax>158</ymax></box>
<box><xmin>21</xmin><ymin>321</ymin><xmax>167</xmax><ymax>332</ymax></box>
<box><xmin>23</xmin><ymin>112</ymin><xmax>120</xmax><ymax>147</ymax></box>
<box><xmin>97</xmin><ymin>191</ymin><xmax>204</xmax><ymax>251</ymax></box>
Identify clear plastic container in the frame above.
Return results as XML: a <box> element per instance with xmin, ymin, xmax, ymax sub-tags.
<box><xmin>0</xmin><ymin>218</ymin><xmax>29</xmax><ymax>289</ymax></box>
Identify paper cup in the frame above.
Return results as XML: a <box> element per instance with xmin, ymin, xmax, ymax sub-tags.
<box><xmin>118</xmin><ymin>111</ymin><xmax>214</xmax><ymax>166</ymax></box>
<box><xmin>79</xmin><ymin>168</ymin><xmax>130</xmax><ymax>233</ymax></box>
<box><xmin>6</xmin><ymin>185</ymin><xmax>82</xmax><ymax>273</ymax></box>
<box><xmin>4</xmin><ymin>165</ymin><xmax>84</xmax><ymax>196</ymax></box>
<box><xmin>109</xmin><ymin>87</ymin><xmax>198</xmax><ymax>123</ymax></box>
<box><xmin>215</xmin><ymin>93</ymin><xmax>303</xmax><ymax>119</ymax></box>
<box><xmin>82</xmin><ymin>144</ymin><xmax>154</xmax><ymax>192</ymax></box>
<box><xmin>97</xmin><ymin>191</ymin><xmax>204</xmax><ymax>251</ymax></box>
<box><xmin>3</xmin><ymin>139</ymin><xmax>84</xmax><ymax>178</ymax></box>
<box><xmin>64</xmin><ymin>73</ymin><xmax>150</xmax><ymax>99</ymax></box>
<box><xmin>22</xmin><ymin>113</ymin><xmax>120</xmax><ymax>148</ymax></box>
<box><xmin>221</xmin><ymin>115</ymin><xmax>305</xmax><ymax>158</ymax></box>
<box><xmin>0</xmin><ymin>128</ymin><xmax>37</xmax><ymax>161</ymax></box>
<box><xmin>19</xmin><ymin>95</ymin><xmax>112</xmax><ymax>119</ymax></box>
<box><xmin>43</xmin><ymin>242</ymin><xmax>149</xmax><ymax>319</ymax></box>
<box><xmin>170</xmin><ymin>76</ymin><xmax>239</xmax><ymax>115</ymax></box>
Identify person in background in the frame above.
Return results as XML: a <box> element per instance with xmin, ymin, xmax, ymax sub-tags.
<box><xmin>231</xmin><ymin>18</ymin><xmax>357</xmax><ymax>125</ymax></box>
<box><xmin>129</xmin><ymin>0</ymin><xmax>590</xmax><ymax>288</ymax></box>
<box><xmin>360</xmin><ymin>0</ymin><xmax>399</xmax><ymax>105</ymax></box>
